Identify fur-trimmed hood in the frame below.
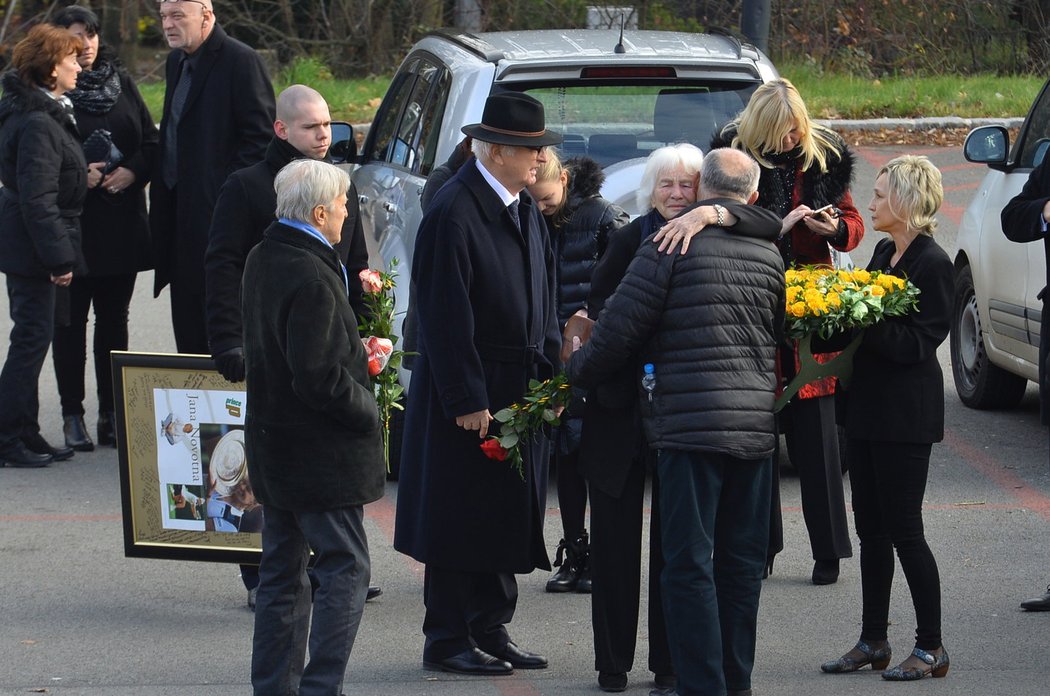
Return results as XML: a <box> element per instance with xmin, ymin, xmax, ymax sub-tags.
<box><xmin>0</xmin><ymin>71</ymin><xmax>74</xmax><ymax>129</ymax></box>
<box><xmin>565</xmin><ymin>156</ymin><xmax>605</xmax><ymax>202</ymax></box>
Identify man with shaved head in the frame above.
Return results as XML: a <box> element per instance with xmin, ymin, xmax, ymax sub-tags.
<box><xmin>151</xmin><ymin>0</ymin><xmax>275</xmax><ymax>353</ymax></box>
<box><xmin>204</xmin><ymin>85</ymin><xmax>373</xmax><ymax>608</ymax></box>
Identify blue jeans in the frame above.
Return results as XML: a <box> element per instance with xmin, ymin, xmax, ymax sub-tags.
<box><xmin>656</xmin><ymin>449</ymin><xmax>771</xmax><ymax>696</ymax></box>
<box><xmin>251</xmin><ymin>505</ymin><xmax>370</xmax><ymax>696</ymax></box>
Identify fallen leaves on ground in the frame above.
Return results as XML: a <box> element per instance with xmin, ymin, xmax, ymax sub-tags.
<box><xmin>835</xmin><ymin>126</ymin><xmax>1021</xmax><ymax>148</ymax></box>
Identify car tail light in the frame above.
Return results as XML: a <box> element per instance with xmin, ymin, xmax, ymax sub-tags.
<box><xmin>580</xmin><ymin>66</ymin><xmax>677</xmax><ymax>79</ymax></box>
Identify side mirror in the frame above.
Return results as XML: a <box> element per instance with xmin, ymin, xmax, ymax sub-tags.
<box><xmin>963</xmin><ymin>125</ymin><xmax>1009</xmax><ymax>165</ymax></box>
<box><xmin>329</xmin><ymin>122</ymin><xmax>357</xmax><ymax>164</ymax></box>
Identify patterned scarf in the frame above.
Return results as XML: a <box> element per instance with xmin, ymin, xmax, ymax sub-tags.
<box><xmin>67</xmin><ymin>57</ymin><xmax>122</xmax><ymax>115</ymax></box>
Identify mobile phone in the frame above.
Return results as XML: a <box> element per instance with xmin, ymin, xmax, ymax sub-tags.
<box><xmin>810</xmin><ymin>204</ymin><xmax>835</xmax><ymax>217</ymax></box>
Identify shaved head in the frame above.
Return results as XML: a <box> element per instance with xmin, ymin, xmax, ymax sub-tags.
<box><xmin>276</xmin><ymin>84</ymin><xmax>327</xmax><ymax>123</ymax></box>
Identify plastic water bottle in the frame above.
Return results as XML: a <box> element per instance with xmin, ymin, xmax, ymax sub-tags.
<box><xmin>641</xmin><ymin>363</ymin><xmax>656</xmax><ymax>402</ymax></box>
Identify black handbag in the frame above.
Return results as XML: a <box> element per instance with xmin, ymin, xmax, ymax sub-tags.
<box><xmin>82</xmin><ymin>128</ymin><xmax>123</xmax><ymax>174</ymax></box>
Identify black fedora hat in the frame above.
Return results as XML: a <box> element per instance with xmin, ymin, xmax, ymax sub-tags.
<box><xmin>462</xmin><ymin>92</ymin><xmax>563</xmax><ymax>147</ymax></box>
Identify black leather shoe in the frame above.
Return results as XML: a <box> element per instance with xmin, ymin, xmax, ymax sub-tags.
<box><xmin>598</xmin><ymin>671</ymin><xmax>627</xmax><ymax>692</ymax></box>
<box><xmin>812</xmin><ymin>559</ymin><xmax>840</xmax><ymax>585</ymax></box>
<box><xmin>487</xmin><ymin>641</ymin><xmax>548</xmax><ymax>669</ymax></box>
<box><xmin>423</xmin><ymin>647</ymin><xmax>512</xmax><ymax>675</ymax></box>
<box><xmin>63</xmin><ymin>415</ymin><xmax>94</xmax><ymax>452</ymax></box>
<box><xmin>22</xmin><ymin>432</ymin><xmax>73</xmax><ymax>461</ymax></box>
<box><xmin>1</xmin><ymin>442</ymin><xmax>52</xmax><ymax>468</ymax></box>
<box><xmin>654</xmin><ymin>673</ymin><xmax>676</xmax><ymax>689</ymax></box>
<box><xmin>366</xmin><ymin>585</ymin><xmax>382</xmax><ymax>601</ymax></box>
<box><xmin>1020</xmin><ymin>584</ymin><xmax>1050</xmax><ymax>611</ymax></box>
<box><xmin>97</xmin><ymin>411</ymin><xmax>116</xmax><ymax>447</ymax></box>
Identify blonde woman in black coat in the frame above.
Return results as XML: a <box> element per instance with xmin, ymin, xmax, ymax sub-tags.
<box><xmin>50</xmin><ymin>5</ymin><xmax>157</xmax><ymax>451</ymax></box>
<box><xmin>820</xmin><ymin>155</ymin><xmax>953</xmax><ymax>681</ymax></box>
<box><xmin>0</xmin><ymin>24</ymin><xmax>95</xmax><ymax>467</ymax></box>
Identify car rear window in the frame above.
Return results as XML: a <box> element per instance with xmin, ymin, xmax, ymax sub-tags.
<box><xmin>524</xmin><ymin>84</ymin><xmax>759</xmax><ymax>167</ymax></box>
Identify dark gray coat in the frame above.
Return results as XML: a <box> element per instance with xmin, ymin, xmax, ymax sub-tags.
<box><xmin>394</xmin><ymin>159</ymin><xmax>562</xmax><ymax>574</ymax></box>
<box><xmin>568</xmin><ymin>200</ymin><xmax>785</xmax><ymax>459</ymax></box>
<box><xmin>242</xmin><ymin>222</ymin><xmax>384</xmax><ymax>512</ymax></box>
<box><xmin>0</xmin><ymin>72</ymin><xmax>87</xmax><ymax>277</ymax></box>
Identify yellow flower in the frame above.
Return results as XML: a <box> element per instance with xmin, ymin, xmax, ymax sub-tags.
<box><xmin>789</xmin><ymin>301</ymin><xmax>807</xmax><ymax>317</ymax></box>
<box><xmin>868</xmin><ymin>285</ymin><xmax>886</xmax><ymax>298</ymax></box>
<box><xmin>786</xmin><ymin>286</ymin><xmax>802</xmax><ymax>303</ymax></box>
<box><xmin>827</xmin><ymin>292</ymin><xmax>842</xmax><ymax>308</ymax></box>
<box><xmin>851</xmin><ymin>269</ymin><xmax>872</xmax><ymax>284</ymax></box>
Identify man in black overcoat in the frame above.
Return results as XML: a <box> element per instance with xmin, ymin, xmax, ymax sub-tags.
<box><xmin>203</xmin><ymin>84</ymin><xmax>377</xmax><ymax>607</ymax></box>
<box><xmin>151</xmin><ymin>0</ymin><xmax>275</xmax><ymax>354</ymax></box>
<box><xmin>1002</xmin><ymin>158</ymin><xmax>1050</xmax><ymax>611</ymax></box>
<box><xmin>393</xmin><ymin>92</ymin><xmax>563</xmax><ymax>675</ymax></box>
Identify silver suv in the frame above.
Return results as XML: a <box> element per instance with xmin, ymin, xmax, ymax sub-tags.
<box><xmin>346</xmin><ymin>28</ymin><xmax>777</xmax><ymax>474</ymax></box>
<box><xmin>953</xmin><ymin>78</ymin><xmax>1050</xmax><ymax>408</ymax></box>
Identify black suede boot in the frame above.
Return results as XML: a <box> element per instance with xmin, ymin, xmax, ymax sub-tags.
<box><xmin>97</xmin><ymin>411</ymin><xmax>116</xmax><ymax>447</ymax></box>
<box><xmin>574</xmin><ymin>530</ymin><xmax>592</xmax><ymax>593</ymax></box>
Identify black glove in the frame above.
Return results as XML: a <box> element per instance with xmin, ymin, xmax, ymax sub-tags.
<box><xmin>213</xmin><ymin>346</ymin><xmax>245</xmax><ymax>383</ymax></box>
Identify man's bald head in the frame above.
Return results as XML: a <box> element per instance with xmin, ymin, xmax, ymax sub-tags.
<box><xmin>699</xmin><ymin>148</ymin><xmax>761</xmax><ymax>204</ymax></box>
<box><xmin>274</xmin><ymin>85</ymin><xmax>332</xmax><ymax>160</ymax></box>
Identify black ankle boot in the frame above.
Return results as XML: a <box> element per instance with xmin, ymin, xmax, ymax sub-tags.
<box><xmin>575</xmin><ymin>530</ymin><xmax>592</xmax><ymax>593</ymax></box>
<box><xmin>545</xmin><ymin>536</ymin><xmax>582</xmax><ymax>592</ymax></box>
<box><xmin>62</xmin><ymin>415</ymin><xmax>94</xmax><ymax>452</ymax></box>
<box><xmin>97</xmin><ymin>411</ymin><xmax>116</xmax><ymax>447</ymax></box>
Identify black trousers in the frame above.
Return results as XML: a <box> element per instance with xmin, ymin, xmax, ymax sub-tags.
<box><xmin>780</xmin><ymin>395</ymin><xmax>853</xmax><ymax>560</ymax></box>
<box><xmin>849</xmin><ymin>438</ymin><xmax>943</xmax><ymax>650</ymax></box>
<box><xmin>51</xmin><ymin>273</ymin><xmax>136</xmax><ymax>415</ymax></box>
<box><xmin>0</xmin><ymin>274</ymin><xmax>54</xmax><ymax>448</ymax></box>
<box><xmin>422</xmin><ymin>566</ymin><xmax>517</xmax><ymax>662</ymax></box>
<box><xmin>169</xmin><ymin>274</ymin><xmax>209</xmax><ymax>355</ymax></box>
<box><xmin>589</xmin><ymin>454</ymin><xmax>673</xmax><ymax>676</ymax></box>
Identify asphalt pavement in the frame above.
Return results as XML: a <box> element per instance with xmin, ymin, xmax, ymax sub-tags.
<box><xmin>3</xmin><ymin>143</ymin><xmax>1050</xmax><ymax>695</ymax></box>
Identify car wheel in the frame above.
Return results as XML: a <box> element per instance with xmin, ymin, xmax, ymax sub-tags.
<box><xmin>950</xmin><ymin>264</ymin><xmax>1027</xmax><ymax>409</ymax></box>
<box><xmin>386</xmin><ymin>406</ymin><xmax>404</xmax><ymax>481</ymax></box>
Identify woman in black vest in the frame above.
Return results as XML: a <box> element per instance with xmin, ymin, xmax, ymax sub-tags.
<box><xmin>0</xmin><ymin>25</ymin><xmax>93</xmax><ymax>467</ymax></box>
<box><xmin>50</xmin><ymin>5</ymin><xmax>157</xmax><ymax>450</ymax></box>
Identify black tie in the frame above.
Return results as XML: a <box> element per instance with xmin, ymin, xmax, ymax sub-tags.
<box><xmin>162</xmin><ymin>58</ymin><xmax>192</xmax><ymax>189</ymax></box>
<box><xmin>508</xmin><ymin>199</ymin><xmax>521</xmax><ymax>232</ymax></box>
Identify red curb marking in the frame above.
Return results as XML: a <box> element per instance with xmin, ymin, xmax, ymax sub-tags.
<box><xmin>941</xmin><ymin>429</ymin><xmax>1050</xmax><ymax>523</ymax></box>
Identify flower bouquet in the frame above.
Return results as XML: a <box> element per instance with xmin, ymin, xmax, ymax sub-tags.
<box><xmin>480</xmin><ymin>374</ymin><xmax>573</xmax><ymax>480</ymax></box>
<box><xmin>358</xmin><ymin>260</ymin><xmax>411</xmax><ymax>472</ymax></box>
<box><xmin>777</xmin><ymin>266</ymin><xmax>920</xmax><ymax>411</ymax></box>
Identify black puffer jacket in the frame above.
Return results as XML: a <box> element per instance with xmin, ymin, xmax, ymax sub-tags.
<box><xmin>551</xmin><ymin>157</ymin><xmax>629</xmax><ymax>327</ymax></box>
<box><xmin>568</xmin><ymin>200</ymin><xmax>785</xmax><ymax>458</ymax></box>
<box><xmin>0</xmin><ymin>71</ymin><xmax>87</xmax><ymax>277</ymax></box>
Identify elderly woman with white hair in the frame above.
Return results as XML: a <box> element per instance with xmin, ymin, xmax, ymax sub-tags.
<box><xmin>242</xmin><ymin>158</ymin><xmax>384</xmax><ymax>695</ymax></box>
<box><xmin>580</xmin><ymin>143</ymin><xmax>778</xmax><ymax>694</ymax></box>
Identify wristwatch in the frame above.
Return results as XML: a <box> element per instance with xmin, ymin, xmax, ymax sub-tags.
<box><xmin>714</xmin><ymin>204</ymin><xmax>726</xmax><ymax>227</ymax></box>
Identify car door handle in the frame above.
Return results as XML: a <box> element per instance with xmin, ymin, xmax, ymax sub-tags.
<box><xmin>383</xmin><ymin>202</ymin><xmax>397</xmax><ymax>213</ymax></box>
<box><xmin>359</xmin><ymin>195</ymin><xmax>369</xmax><ymax>205</ymax></box>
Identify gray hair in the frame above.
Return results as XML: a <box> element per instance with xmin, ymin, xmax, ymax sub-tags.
<box><xmin>274</xmin><ymin>159</ymin><xmax>350</xmax><ymax>224</ymax></box>
<box><xmin>637</xmin><ymin>143</ymin><xmax>704</xmax><ymax>213</ymax></box>
<box><xmin>699</xmin><ymin>148</ymin><xmax>760</xmax><ymax>201</ymax></box>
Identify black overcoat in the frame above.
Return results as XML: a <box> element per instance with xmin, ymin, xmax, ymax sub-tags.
<box><xmin>204</xmin><ymin>136</ymin><xmax>369</xmax><ymax>356</ymax></box>
<box><xmin>150</xmin><ymin>23</ymin><xmax>275</xmax><ymax>296</ymax></box>
<box><xmin>1001</xmin><ymin>159</ymin><xmax>1050</xmax><ymax>423</ymax></box>
<box><xmin>828</xmin><ymin>235</ymin><xmax>954</xmax><ymax>443</ymax></box>
<box><xmin>393</xmin><ymin>159</ymin><xmax>561</xmax><ymax>574</ymax></box>
<box><xmin>73</xmin><ymin>63</ymin><xmax>157</xmax><ymax>276</ymax></box>
<box><xmin>242</xmin><ymin>221</ymin><xmax>385</xmax><ymax>511</ymax></box>
<box><xmin>0</xmin><ymin>72</ymin><xmax>86</xmax><ymax>278</ymax></box>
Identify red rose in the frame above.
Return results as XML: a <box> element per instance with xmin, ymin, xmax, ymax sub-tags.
<box><xmin>368</xmin><ymin>356</ymin><xmax>382</xmax><ymax>376</ymax></box>
<box><xmin>480</xmin><ymin>438</ymin><xmax>509</xmax><ymax>461</ymax></box>
<box><xmin>359</xmin><ymin>269</ymin><xmax>383</xmax><ymax>294</ymax></box>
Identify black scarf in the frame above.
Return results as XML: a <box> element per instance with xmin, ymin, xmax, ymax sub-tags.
<box><xmin>67</xmin><ymin>57</ymin><xmax>122</xmax><ymax>115</ymax></box>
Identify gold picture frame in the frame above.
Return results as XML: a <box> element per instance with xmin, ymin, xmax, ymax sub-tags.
<box><xmin>113</xmin><ymin>351</ymin><xmax>261</xmax><ymax>563</ymax></box>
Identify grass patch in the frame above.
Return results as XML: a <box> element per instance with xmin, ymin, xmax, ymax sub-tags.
<box><xmin>781</xmin><ymin>62</ymin><xmax>1044</xmax><ymax>120</ymax></box>
<box><xmin>136</xmin><ymin>65</ymin><xmax>1046</xmax><ymax>127</ymax></box>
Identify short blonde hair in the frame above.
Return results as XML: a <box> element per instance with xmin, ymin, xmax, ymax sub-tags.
<box><xmin>274</xmin><ymin>159</ymin><xmax>350</xmax><ymax>224</ymax></box>
<box><xmin>533</xmin><ymin>147</ymin><xmax>563</xmax><ymax>184</ymax></box>
<box><xmin>878</xmin><ymin>155</ymin><xmax>943</xmax><ymax>236</ymax></box>
<box><xmin>728</xmin><ymin>78</ymin><xmax>841</xmax><ymax>173</ymax></box>
<box><xmin>637</xmin><ymin>143</ymin><xmax>704</xmax><ymax>213</ymax></box>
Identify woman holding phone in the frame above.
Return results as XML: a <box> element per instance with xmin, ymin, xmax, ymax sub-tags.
<box><xmin>658</xmin><ymin>78</ymin><xmax>864</xmax><ymax>585</ymax></box>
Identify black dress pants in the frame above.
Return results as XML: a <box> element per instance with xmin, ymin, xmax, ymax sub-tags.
<box><xmin>0</xmin><ymin>274</ymin><xmax>54</xmax><ymax>448</ymax></box>
<box><xmin>422</xmin><ymin>566</ymin><xmax>517</xmax><ymax>662</ymax></box>
<box><xmin>781</xmin><ymin>395</ymin><xmax>853</xmax><ymax>560</ymax></box>
<box><xmin>52</xmin><ymin>273</ymin><xmax>136</xmax><ymax>415</ymax></box>
<box><xmin>589</xmin><ymin>454</ymin><xmax>673</xmax><ymax>676</ymax></box>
